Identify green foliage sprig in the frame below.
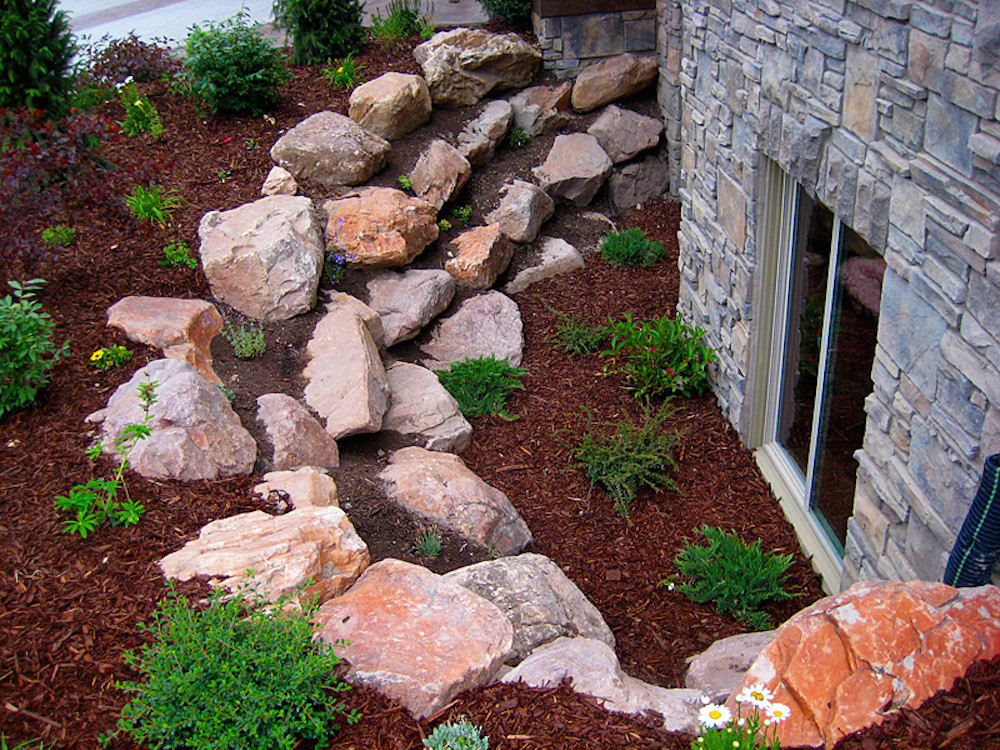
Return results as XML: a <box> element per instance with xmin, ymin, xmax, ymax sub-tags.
<box><xmin>127</xmin><ymin>184</ymin><xmax>182</xmax><ymax>225</ymax></box>
<box><xmin>223</xmin><ymin>319</ymin><xmax>266</xmax><ymax>359</ymax></box>
<box><xmin>667</xmin><ymin>525</ymin><xmax>796</xmax><ymax>630</ymax></box>
<box><xmin>424</xmin><ymin>719</ymin><xmax>489</xmax><ymax>750</ymax></box>
<box><xmin>573</xmin><ymin>404</ymin><xmax>680</xmax><ymax>518</ymax></box>
<box><xmin>272</xmin><ymin>0</ymin><xmax>366</xmax><ymax>65</ymax></box>
<box><xmin>322</xmin><ymin>53</ymin><xmax>361</xmax><ymax>88</ymax></box>
<box><xmin>159</xmin><ymin>241</ymin><xmax>198</xmax><ymax>269</ymax></box>
<box><xmin>41</xmin><ymin>224</ymin><xmax>75</xmax><ymax>247</ymax></box>
<box><xmin>113</xmin><ymin>580</ymin><xmax>359</xmax><ymax>749</ymax></box>
<box><xmin>115</xmin><ymin>76</ymin><xmax>163</xmax><ymax>137</ymax></box>
<box><xmin>0</xmin><ymin>0</ymin><xmax>76</xmax><ymax>116</ymax></box>
<box><xmin>0</xmin><ymin>279</ymin><xmax>67</xmax><ymax>419</ymax></box>
<box><xmin>369</xmin><ymin>0</ymin><xmax>434</xmax><ymax>40</ymax></box>
<box><xmin>506</xmin><ymin>126</ymin><xmax>529</xmax><ymax>149</ymax></box>
<box><xmin>437</xmin><ymin>356</ymin><xmax>526</xmax><ymax>420</ymax></box>
<box><xmin>415</xmin><ymin>527</ymin><xmax>443</xmax><ymax>557</ymax></box>
<box><xmin>55</xmin><ymin>379</ymin><xmax>156</xmax><ymax>538</ymax></box>
<box><xmin>549</xmin><ymin>312</ymin><xmax>606</xmax><ymax>355</ymax></box>
<box><xmin>397</xmin><ymin>174</ymin><xmax>413</xmax><ymax>191</ymax></box>
<box><xmin>600</xmin><ymin>228</ymin><xmax>666</xmax><ymax>267</ymax></box>
<box><xmin>453</xmin><ymin>204</ymin><xmax>472</xmax><ymax>223</ymax></box>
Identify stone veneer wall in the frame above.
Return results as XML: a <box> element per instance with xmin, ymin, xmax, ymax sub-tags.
<box><xmin>533</xmin><ymin>0</ymin><xmax>657</xmax><ymax>74</ymax></box>
<box><xmin>658</xmin><ymin>0</ymin><xmax>1000</xmax><ymax>589</ymax></box>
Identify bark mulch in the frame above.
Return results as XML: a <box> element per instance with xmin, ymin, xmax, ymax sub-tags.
<box><xmin>0</xmin><ymin>32</ymin><xmax>996</xmax><ymax>750</ymax></box>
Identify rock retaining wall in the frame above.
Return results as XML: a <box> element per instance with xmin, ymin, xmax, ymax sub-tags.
<box><xmin>534</xmin><ymin>0</ymin><xmax>657</xmax><ymax>74</ymax></box>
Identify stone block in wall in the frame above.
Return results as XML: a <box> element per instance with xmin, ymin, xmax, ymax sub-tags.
<box><xmin>887</xmin><ymin>106</ymin><xmax>924</xmax><ymax>152</ymax></box>
<box><xmin>716</xmin><ymin>171</ymin><xmax>746</xmax><ymax>248</ymax></box>
<box><xmin>625</xmin><ymin>18</ymin><xmax>656</xmax><ymax>52</ymax></box>
<box><xmin>907</xmin><ymin>29</ymin><xmax>946</xmax><ymax>90</ymax></box>
<box><xmin>940</xmin><ymin>71</ymin><xmax>997</xmax><ymax>119</ymax></box>
<box><xmin>903</xmin><ymin>513</ymin><xmax>949</xmax><ymax>580</ymax></box>
<box><xmin>930</xmin><ymin>402</ymin><xmax>980</xmax><ymax>460</ymax></box>
<box><xmin>562</xmin><ymin>13</ymin><xmax>624</xmax><ymax>59</ymax></box>
<box><xmin>925</xmin><ymin>94</ymin><xmax>977</xmax><ymax>177</ymax></box>
<box><xmin>909</xmin><ymin>416</ymin><xmax>980</xmax><ymax>533</ymax></box>
<box><xmin>877</xmin><ymin>268</ymin><xmax>947</xmax><ymax>396</ymax></box>
<box><xmin>940</xmin><ymin>331</ymin><xmax>1000</xmax><ymax>405</ymax></box>
<box><xmin>843</xmin><ymin>47</ymin><xmax>879</xmax><ymax>140</ymax></box>
<box><xmin>973</xmin><ymin>2</ymin><xmax>1000</xmax><ymax>88</ymax></box>
<box><xmin>982</xmin><ymin>407</ymin><xmax>1000</xmax><ymax>459</ymax></box>
<box><xmin>968</xmin><ymin>273</ymin><xmax>1000</xmax><ymax>336</ymax></box>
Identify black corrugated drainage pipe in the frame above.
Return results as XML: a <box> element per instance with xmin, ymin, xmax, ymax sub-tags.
<box><xmin>944</xmin><ymin>453</ymin><xmax>1000</xmax><ymax>587</ymax></box>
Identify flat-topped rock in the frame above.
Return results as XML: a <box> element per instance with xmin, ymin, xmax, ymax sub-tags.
<box><xmin>533</xmin><ymin>133</ymin><xmax>613</xmax><ymax>207</ymax></box>
<box><xmin>315</xmin><ymin>559</ymin><xmax>514</xmax><ymax>718</ymax></box>
<box><xmin>348</xmin><ymin>72</ymin><xmax>432</xmax><ymax>141</ymax></box>
<box><xmin>420</xmin><ymin>290</ymin><xmax>524</xmax><ymax>369</ymax></box>
<box><xmin>256</xmin><ymin>393</ymin><xmax>340</xmax><ymax>471</ymax></box>
<box><xmin>444</xmin><ymin>223</ymin><xmax>514</xmax><ymax>290</ymax></box>
<box><xmin>106</xmin><ymin>296</ymin><xmax>223</xmax><ymax>385</ymax></box>
<box><xmin>270</xmin><ymin>111</ymin><xmax>390</xmax><ymax>187</ymax></box>
<box><xmin>685</xmin><ymin>630</ymin><xmax>776</xmax><ymax>703</ymax></box>
<box><xmin>587</xmin><ymin>105</ymin><xmax>663</xmax><ymax>164</ymax></box>
<box><xmin>486</xmin><ymin>180</ymin><xmax>555</xmax><ymax>244</ymax></box>
<box><xmin>381</xmin><ymin>446</ymin><xmax>532</xmax><ymax>555</ymax></box>
<box><xmin>503</xmin><ymin>236</ymin><xmax>584</xmax><ymax>295</ymax></box>
<box><xmin>366</xmin><ymin>269</ymin><xmax>456</xmax><ymax>347</ymax></box>
<box><xmin>253</xmin><ymin>466</ymin><xmax>339</xmax><ymax>509</ymax></box>
<box><xmin>382</xmin><ymin>362</ymin><xmax>472</xmax><ymax>453</ymax></box>
<box><xmin>323</xmin><ymin>291</ymin><xmax>385</xmax><ymax>349</ymax></box>
<box><xmin>571</xmin><ymin>54</ymin><xmax>658</xmax><ymax>113</ymax></box>
<box><xmin>198</xmin><ymin>195</ymin><xmax>324</xmax><ymax>321</ymax></box>
<box><xmin>160</xmin><ymin>505</ymin><xmax>368</xmax><ymax>605</ymax></box>
<box><xmin>509</xmin><ymin>82</ymin><xmax>572</xmax><ymax>136</ymax></box>
<box><xmin>410</xmin><ymin>139</ymin><xmax>472</xmax><ymax>210</ymax></box>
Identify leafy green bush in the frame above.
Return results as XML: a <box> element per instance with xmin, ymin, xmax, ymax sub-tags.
<box><xmin>437</xmin><ymin>356</ymin><xmax>526</xmax><ymax>420</ymax></box>
<box><xmin>126</xmin><ymin>184</ymin><xmax>182</xmax><ymax>225</ymax></box>
<box><xmin>600</xmin><ymin>228</ymin><xmax>666</xmax><ymax>267</ymax></box>
<box><xmin>0</xmin><ymin>279</ymin><xmax>67</xmax><ymax>419</ymax></box>
<box><xmin>573</xmin><ymin>404</ymin><xmax>680</xmax><ymax>518</ymax></box>
<box><xmin>272</xmin><ymin>0</ymin><xmax>366</xmax><ymax>65</ymax></box>
<box><xmin>668</xmin><ymin>525</ymin><xmax>795</xmax><ymax>630</ymax></box>
<box><xmin>477</xmin><ymin>0</ymin><xmax>531</xmax><ymax>22</ymax></box>
<box><xmin>424</xmin><ymin>719</ymin><xmax>489</xmax><ymax>750</ymax></box>
<box><xmin>369</xmin><ymin>0</ymin><xmax>434</xmax><ymax>40</ymax></box>
<box><xmin>223</xmin><ymin>319</ymin><xmax>266</xmax><ymax>358</ymax></box>
<box><xmin>115</xmin><ymin>581</ymin><xmax>359</xmax><ymax>749</ymax></box>
<box><xmin>183</xmin><ymin>13</ymin><xmax>289</xmax><ymax>116</ymax></box>
<box><xmin>88</xmin><ymin>344</ymin><xmax>132</xmax><ymax>370</ymax></box>
<box><xmin>0</xmin><ymin>0</ymin><xmax>76</xmax><ymax>116</ymax></box>
<box><xmin>603</xmin><ymin>313</ymin><xmax>716</xmax><ymax>400</ymax></box>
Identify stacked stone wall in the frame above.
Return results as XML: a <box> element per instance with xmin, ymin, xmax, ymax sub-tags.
<box><xmin>534</xmin><ymin>8</ymin><xmax>657</xmax><ymax>73</ymax></box>
<box><xmin>659</xmin><ymin>0</ymin><xmax>1000</xmax><ymax>588</ymax></box>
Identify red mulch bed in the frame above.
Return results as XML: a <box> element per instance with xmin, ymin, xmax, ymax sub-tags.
<box><xmin>0</xmin><ymin>33</ymin><xmax>996</xmax><ymax>750</ymax></box>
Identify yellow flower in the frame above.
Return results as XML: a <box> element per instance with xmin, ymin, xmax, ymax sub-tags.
<box><xmin>337</xmin><ymin>66</ymin><xmax>344</xmax><ymax>73</ymax></box>
<box><xmin>90</xmin><ymin>350</ymin><xmax>104</xmax><ymax>361</ymax></box>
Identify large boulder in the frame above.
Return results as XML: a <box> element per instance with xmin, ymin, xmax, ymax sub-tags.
<box><xmin>570</xmin><ymin>54</ymin><xmax>658</xmax><ymax>113</ymax></box>
<box><xmin>684</xmin><ymin>630</ymin><xmax>776</xmax><ymax>703</ymax></box>
<box><xmin>502</xmin><ymin>637</ymin><xmax>702</xmax><ymax>733</ymax></box>
<box><xmin>348</xmin><ymin>72</ymin><xmax>432</xmax><ymax>141</ymax></box>
<box><xmin>198</xmin><ymin>195</ymin><xmax>324</xmax><ymax>321</ymax></box>
<box><xmin>414</xmin><ymin>28</ymin><xmax>541</xmax><ymax>108</ymax></box>
<box><xmin>380</xmin><ymin>446</ymin><xmax>532</xmax><ymax>555</ymax></box>
<box><xmin>159</xmin><ymin>506</ymin><xmax>369</xmax><ymax>605</ymax></box>
<box><xmin>106</xmin><ymin>296</ymin><xmax>224</xmax><ymax>385</ymax></box>
<box><xmin>382</xmin><ymin>362</ymin><xmax>472</xmax><ymax>453</ymax></box>
<box><xmin>270</xmin><ymin>111</ymin><xmax>390</xmax><ymax>187</ymax></box>
<box><xmin>302</xmin><ymin>307</ymin><xmax>390</xmax><ymax>439</ymax></box>
<box><xmin>256</xmin><ymin>393</ymin><xmax>340</xmax><ymax>471</ymax></box>
<box><xmin>87</xmin><ymin>359</ymin><xmax>256</xmax><ymax>481</ymax></box>
<box><xmin>729</xmin><ymin>581</ymin><xmax>1000</xmax><ymax>748</ymax></box>
<box><xmin>366</xmin><ymin>269</ymin><xmax>457</xmax><ymax>347</ymax></box>
<box><xmin>315</xmin><ymin>559</ymin><xmax>514</xmax><ymax>718</ymax></box>
<box><xmin>410</xmin><ymin>139</ymin><xmax>472</xmax><ymax>210</ymax></box>
<box><xmin>608</xmin><ymin>157</ymin><xmax>669</xmax><ymax>211</ymax></box>
<box><xmin>503</xmin><ymin>236</ymin><xmax>584</xmax><ymax>295</ymax></box>
<box><xmin>485</xmin><ymin>180</ymin><xmax>555</xmax><ymax>244</ymax></box>
<box><xmin>444</xmin><ymin>223</ymin><xmax>514</xmax><ymax>290</ymax></box>
<box><xmin>533</xmin><ymin>133</ymin><xmax>613</xmax><ymax>207</ymax></box>
<box><xmin>323</xmin><ymin>187</ymin><xmax>439</xmax><ymax>269</ymax></box>
<box><xmin>253</xmin><ymin>466</ymin><xmax>339</xmax><ymax>509</ymax></box>
<box><xmin>586</xmin><ymin>105</ymin><xmax>663</xmax><ymax>164</ymax></box>
<box><xmin>508</xmin><ymin>82</ymin><xmax>572</xmax><ymax>136</ymax></box>
<box><xmin>457</xmin><ymin>100</ymin><xmax>514</xmax><ymax>166</ymax></box>
<box><xmin>323</xmin><ymin>291</ymin><xmax>385</xmax><ymax>349</ymax></box>
<box><xmin>420</xmin><ymin>290</ymin><xmax>524</xmax><ymax>369</ymax></box>
<box><xmin>443</xmin><ymin>553</ymin><xmax>615</xmax><ymax>664</ymax></box>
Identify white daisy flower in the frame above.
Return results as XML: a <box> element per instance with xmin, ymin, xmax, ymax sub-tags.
<box><xmin>736</xmin><ymin>682</ymin><xmax>774</xmax><ymax>708</ymax></box>
<box><xmin>766</xmin><ymin>702</ymin><xmax>791</xmax><ymax>723</ymax></box>
<box><xmin>698</xmin><ymin>703</ymin><xmax>732</xmax><ymax>729</ymax></box>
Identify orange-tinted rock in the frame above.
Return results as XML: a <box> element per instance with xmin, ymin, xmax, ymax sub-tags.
<box><xmin>444</xmin><ymin>223</ymin><xmax>513</xmax><ymax>290</ymax></box>
<box><xmin>728</xmin><ymin>581</ymin><xmax>1000</xmax><ymax>747</ymax></box>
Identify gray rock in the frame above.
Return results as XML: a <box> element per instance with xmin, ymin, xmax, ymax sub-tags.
<box><xmin>684</xmin><ymin>630</ymin><xmax>777</xmax><ymax>703</ymax></box>
<box><xmin>270</xmin><ymin>111</ymin><xmax>390</xmax><ymax>187</ymax></box>
<box><xmin>198</xmin><ymin>195</ymin><xmax>324</xmax><ymax>321</ymax></box>
<box><xmin>608</xmin><ymin>157</ymin><xmax>669</xmax><ymax>211</ymax></box>
<box><xmin>444</xmin><ymin>553</ymin><xmax>615</xmax><ymax>664</ymax></box>
<box><xmin>323</xmin><ymin>292</ymin><xmax>385</xmax><ymax>349</ymax></box>
<box><xmin>366</xmin><ymin>269</ymin><xmax>457</xmax><ymax>347</ymax></box>
<box><xmin>348</xmin><ymin>72</ymin><xmax>432</xmax><ymax>141</ymax></box>
<box><xmin>486</xmin><ymin>180</ymin><xmax>555</xmax><ymax>244</ymax></box>
<box><xmin>256</xmin><ymin>393</ymin><xmax>340</xmax><ymax>472</ymax></box>
<box><xmin>457</xmin><ymin>100</ymin><xmax>514</xmax><ymax>166</ymax></box>
<box><xmin>444</xmin><ymin>223</ymin><xmax>514</xmax><ymax>290</ymax></box>
<box><xmin>503</xmin><ymin>237</ymin><xmax>584</xmax><ymax>295</ymax></box>
<box><xmin>421</xmin><ymin>290</ymin><xmax>524</xmax><ymax>369</ymax></box>
<box><xmin>411</xmin><ymin>139</ymin><xmax>473</xmax><ymax>210</ymax></box>
<box><xmin>508</xmin><ymin>82</ymin><xmax>573</xmax><ymax>136</ymax></box>
<box><xmin>533</xmin><ymin>133</ymin><xmax>613</xmax><ymax>207</ymax></box>
<box><xmin>587</xmin><ymin>105</ymin><xmax>663</xmax><ymax>164</ymax></box>
<box><xmin>261</xmin><ymin>165</ymin><xmax>297</xmax><ymax>196</ymax></box>
<box><xmin>382</xmin><ymin>362</ymin><xmax>472</xmax><ymax>453</ymax></box>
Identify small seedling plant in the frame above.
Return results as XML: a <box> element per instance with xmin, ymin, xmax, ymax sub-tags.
<box><xmin>546</xmin><ymin>308</ymin><xmax>607</xmax><ymax>355</ymax></box>
<box><xmin>369</xmin><ymin>0</ymin><xmax>434</xmax><ymax>40</ymax></box>
<box><xmin>41</xmin><ymin>224</ymin><xmax>75</xmax><ymax>247</ymax></box>
<box><xmin>600</xmin><ymin>227</ymin><xmax>666</xmax><ymax>267</ymax></box>
<box><xmin>323</xmin><ymin>53</ymin><xmax>361</xmax><ymax>88</ymax></box>
<box><xmin>415</xmin><ymin>527</ymin><xmax>443</xmax><ymax>557</ymax></box>
<box><xmin>89</xmin><ymin>344</ymin><xmax>132</xmax><ymax>370</ymax></box>
<box><xmin>126</xmin><ymin>184</ymin><xmax>182</xmax><ymax>226</ymax></box>
<box><xmin>694</xmin><ymin>683</ymin><xmax>790</xmax><ymax>750</ymax></box>
<box><xmin>506</xmin><ymin>126</ymin><xmax>530</xmax><ymax>149</ymax></box>
<box><xmin>397</xmin><ymin>174</ymin><xmax>413</xmax><ymax>191</ymax></box>
<box><xmin>55</xmin><ymin>379</ymin><xmax>156</xmax><ymax>538</ymax></box>
<box><xmin>453</xmin><ymin>204</ymin><xmax>473</xmax><ymax>223</ymax></box>
<box><xmin>423</xmin><ymin>718</ymin><xmax>489</xmax><ymax>750</ymax></box>
<box><xmin>437</xmin><ymin>356</ymin><xmax>526</xmax><ymax>420</ymax></box>
<box><xmin>666</xmin><ymin>525</ymin><xmax>796</xmax><ymax>630</ymax></box>
<box><xmin>159</xmin><ymin>241</ymin><xmax>198</xmax><ymax>269</ymax></box>
<box><xmin>115</xmin><ymin>76</ymin><xmax>163</xmax><ymax>137</ymax></box>
<box><xmin>223</xmin><ymin>319</ymin><xmax>266</xmax><ymax>359</ymax></box>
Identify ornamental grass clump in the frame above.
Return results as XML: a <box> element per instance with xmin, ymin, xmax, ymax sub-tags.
<box><xmin>436</xmin><ymin>356</ymin><xmax>526</xmax><ymax>420</ymax></box>
<box><xmin>600</xmin><ymin>228</ymin><xmax>666</xmax><ymax>267</ymax></box>
<box><xmin>668</xmin><ymin>526</ymin><xmax>795</xmax><ymax>630</ymax></box>
<box><xmin>694</xmin><ymin>682</ymin><xmax>790</xmax><ymax>749</ymax></box>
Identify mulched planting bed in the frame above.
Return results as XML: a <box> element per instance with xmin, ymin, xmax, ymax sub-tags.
<box><xmin>1</xmin><ymin>31</ymin><xmax>996</xmax><ymax>750</ymax></box>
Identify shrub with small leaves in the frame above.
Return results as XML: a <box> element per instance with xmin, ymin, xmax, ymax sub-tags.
<box><xmin>476</xmin><ymin>0</ymin><xmax>531</xmax><ymax>22</ymax></box>
<box><xmin>40</xmin><ymin>224</ymin><xmax>75</xmax><ymax>247</ymax></box>
<box><xmin>437</xmin><ymin>356</ymin><xmax>526</xmax><ymax>420</ymax></box>
<box><xmin>424</xmin><ymin>719</ymin><xmax>489</xmax><ymax>750</ymax></box>
<box><xmin>89</xmin><ymin>344</ymin><xmax>132</xmax><ymax>370</ymax></box>
<box><xmin>126</xmin><ymin>184</ymin><xmax>182</xmax><ymax>226</ymax></box>
<box><xmin>80</xmin><ymin>33</ymin><xmax>181</xmax><ymax>85</ymax></box>
<box><xmin>114</xmin><ymin>580</ymin><xmax>359</xmax><ymax>749</ymax></box>
<box><xmin>600</xmin><ymin>228</ymin><xmax>666</xmax><ymax>267</ymax></box>
<box><xmin>272</xmin><ymin>0</ymin><xmax>366</xmax><ymax>65</ymax></box>
<box><xmin>668</xmin><ymin>525</ymin><xmax>796</xmax><ymax>630</ymax></box>
<box><xmin>415</xmin><ymin>527</ymin><xmax>443</xmax><ymax>557</ymax></box>
<box><xmin>159</xmin><ymin>241</ymin><xmax>198</xmax><ymax>269</ymax></box>
<box><xmin>223</xmin><ymin>319</ymin><xmax>266</xmax><ymax>359</ymax></box>
<box><xmin>322</xmin><ymin>53</ymin><xmax>361</xmax><ymax>88</ymax></box>
<box><xmin>0</xmin><ymin>0</ymin><xmax>76</xmax><ymax>116</ymax></box>
<box><xmin>397</xmin><ymin>174</ymin><xmax>413</xmax><ymax>191</ymax></box>
<box><xmin>453</xmin><ymin>204</ymin><xmax>473</xmax><ymax>223</ymax></box>
<box><xmin>438</xmin><ymin>218</ymin><xmax>452</xmax><ymax>233</ymax></box>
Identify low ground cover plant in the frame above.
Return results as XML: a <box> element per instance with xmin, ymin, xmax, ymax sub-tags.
<box><xmin>112</xmin><ymin>580</ymin><xmax>359</xmax><ymax>749</ymax></box>
<box><xmin>547</xmin><ymin>310</ymin><xmax>606</xmax><ymax>355</ymax></box>
<box><xmin>89</xmin><ymin>344</ymin><xmax>132</xmax><ymax>370</ymax></box>
<box><xmin>415</xmin><ymin>527</ymin><xmax>443</xmax><ymax>557</ymax></box>
<box><xmin>573</xmin><ymin>404</ymin><xmax>681</xmax><ymax>518</ymax></box>
<box><xmin>424</xmin><ymin>719</ymin><xmax>489</xmax><ymax>750</ymax></box>
<box><xmin>506</xmin><ymin>126</ymin><xmax>530</xmax><ymax>149</ymax></box>
<box><xmin>323</xmin><ymin>53</ymin><xmax>362</xmax><ymax>88</ymax></box>
<box><xmin>437</xmin><ymin>356</ymin><xmax>526</xmax><ymax>419</ymax></box>
<box><xmin>223</xmin><ymin>319</ymin><xmax>266</xmax><ymax>358</ymax></box>
<box><xmin>126</xmin><ymin>184</ymin><xmax>182</xmax><ymax>225</ymax></box>
<box><xmin>273</xmin><ymin>0</ymin><xmax>366</xmax><ymax>65</ymax></box>
<box><xmin>159</xmin><ymin>241</ymin><xmax>198</xmax><ymax>269</ymax></box>
<box><xmin>667</xmin><ymin>526</ymin><xmax>795</xmax><ymax>630</ymax></box>
<box><xmin>40</xmin><ymin>224</ymin><xmax>75</xmax><ymax>247</ymax></box>
<box><xmin>600</xmin><ymin>227</ymin><xmax>666</xmax><ymax>267</ymax></box>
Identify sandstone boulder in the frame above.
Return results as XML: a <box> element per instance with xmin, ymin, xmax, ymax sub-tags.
<box><xmin>198</xmin><ymin>195</ymin><xmax>324</xmax><ymax>321</ymax></box>
<box><xmin>160</xmin><ymin>505</ymin><xmax>368</xmax><ymax>605</ymax></box>
<box><xmin>570</xmin><ymin>54</ymin><xmax>658</xmax><ymax>113</ymax></box>
<box><xmin>411</xmin><ymin>139</ymin><xmax>472</xmax><ymax>210</ymax></box>
<box><xmin>323</xmin><ymin>291</ymin><xmax>385</xmax><ymax>349</ymax></box>
<box><xmin>315</xmin><ymin>559</ymin><xmax>514</xmax><ymax>718</ymax></box>
<box><xmin>509</xmin><ymin>82</ymin><xmax>572</xmax><ymax>136</ymax></box>
<box><xmin>533</xmin><ymin>133</ymin><xmax>613</xmax><ymax>207</ymax></box>
<box><xmin>444</xmin><ymin>553</ymin><xmax>615</xmax><ymax>664</ymax></box>
<box><xmin>383</xmin><ymin>362</ymin><xmax>472</xmax><ymax>453</ymax></box>
<box><xmin>270</xmin><ymin>111</ymin><xmax>390</xmax><ymax>187</ymax></box>
<box><xmin>348</xmin><ymin>72</ymin><xmax>432</xmax><ymax>140</ymax></box>
<box><xmin>89</xmin><ymin>359</ymin><xmax>255</xmax><ymax>481</ymax></box>
<box><xmin>684</xmin><ymin>630</ymin><xmax>776</xmax><ymax>703</ymax></box>
<box><xmin>457</xmin><ymin>100</ymin><xmax>514</xmax><ymax>166</ymax></box>
<box><xmin>420</xmin><ymin>290</ymin><xmax>524</xmax><ymax>369</ymax></box>
<box><xmin>485</xmin><ymin>179</ymin><xmax>555</xmax><ymax>244</ymax></box>
<box><xmin>503</xmin><ymin>236</ymin><xmax>584</xmax><ymax>295</ymax></box>
<box><xmin>106</xmin><ymin>296</ymin><xmax>223</xmax><ymax>384</ymax></box>
<box><xmin>587</xmin><ymin>105</ymin><xmax>663</xmax><ymax>163</ymax></box>
<box><xmin>381</xmin><ymin>446</ymin><xmax>532</xmax><ymax>555</ymax></box>
<box><xmin>256</xmin><ymin>393</ymin><xmax>340</xmax><ymax>471</ymax></box>
<box><xmin>261</xmin><ymin>165</ymin><xmax>297</xmax><ymax>196</ymax></box>
<box><xmin>366</xmin><ymin>269</ymin><xmax>457</xmax><ymax>347</ymax></box>
<box><xmin>608</xmin><ymin>157</ymin><xmax>669</xmax><ymax>211</ymax></box>
<box><xmin>323</xmin><ymin>187</ymin><xmax>438</xmax><ymax>269</ymax></box>
<box><xmin>502</xmin><ymin>637</ymin><xmax>702</xmax><ymax>733</ymax></box>
<box><xmin>253</xmin><ymin>466</ymin><xmax>339</xmax><ymax>509</ymax></box>
<box><xmin>303</xmin><ymin>307</ymin><xmax>390</xmax><ymax>439</ymax></box>
<box><xmin>729</xmin><ymin>581</ymin><xmax>1000</xmax><ymax>748</ymax></box>
<box><xmin>414</xmin><ymin>28</ymin><xmax>541</xmax><ymax>107</ymax></box>
<box><xmin>444</xmin><ymin>223</ymin><xmax>514</xmax><ymax>290</ymax></box>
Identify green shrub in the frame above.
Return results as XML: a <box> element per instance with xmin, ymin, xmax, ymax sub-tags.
<box><xmin>322</xmin><ymin>53</ymin><xmax>361</xmax><ymax>88</ymax></box>
<box><xmin>424</xmin><ymin>719</ymin><xmax>489</xmax><ymax>750</ymax></box>
<box><xmin>115</xmin><ymin>77</ymin><xmax>163</xmax><ymax>137</ymax></box>
<box><xmin>159</xmin><ymin>241</ymin><xmax>198</xmax><ymax>269</ymax></box>
<box><xmin>223</xmin><ymin>320</ymin><xmax>266</xmax><ymax>358</ymax></box>
<box><xmin>549</xmin><ymin>312</ymin><xmax>606</xmax><ymax>355</ymax></box>
<box><xmin>272</xmin><ymin>0</ymin><xmax>366</xmax><ymax>65</ymax></box>
<box><xmin>477</xmin><ymin>0</ymin><xmax>531</xmax><ymax>22</ymax></box>
<box><xmin>126</xmin><ymin>184</ymin><xmax>182</xmax><ymax>225</ymax></box>
<box><xmin>603</xmin><ymin>313</ymin><xmax>716</xmax><ymax>400</ymax></box>
<box><xmin>183</xmin><ymin>13</ymin><xmax>289</xmax><ymax>116</ymax></box>
<box><xmin>115</xmin><ymin>581</ymin><xmax>359</xmax><ymax>749</ymax></box>
<box><xmin>369</xmin><ymin>0</ymin><xmax>434</xmax><ymax>40</ymax></box>
<box><xmin>0</xmin><ymin>0</ymin><xmax>76</xmax><ymax>116</ymax></box>
<box><xmin>40</xmin><ymin>224</ymin><xmax>75</xmax><ymax>247</ymax></box>
<box><xmin>573</xmin><ymin>404</ymin><xmax>680</xmax><ymax>518</ymax></box>
<box><xmin>415</xmin><ymin>527</ymin><xmax>443</xmax><ymax>557</ymax></box>
<box><xmin>600</xmin><ymin>228</ymin><xmax>666</xmax><ymax>267</ymax></box>
<box><xmin>0</xmin><ymin>279</ymin><xmax>67</xmax><ymax>419</ymax></box>
<box><xmin>668</xmin><ymin>525</ymin><xmax>795</xmax><ymax>630</ymax></box>
<box><xmin>453</xmin><ymin>204</ymin><xmax>472</xmax><ymax>223</ymax></box>
<box><xmin>437</xmin><ymin>356</ymin><xmax>526</xmax><ymax>420</ymax></box>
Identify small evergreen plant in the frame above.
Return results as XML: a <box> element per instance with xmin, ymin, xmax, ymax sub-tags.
<box><xmin>600</xmin><ymin>228</ymin><xmax>666</xmax><ymax>267</ymax></box>
<box><xmin>0</xmin><ymin>0</ymin><xmax>76</xmax><ymax>116</ymax></box>
<box><xmin>272</xmin><ymin>0</ymin><xmax>366</xmax><ymax>65</ymax></box>
<box><xmin>424</xmin><ymin>719</ymin><xmax>489</xmax><ymax>750</ymax></box>
<box><xmin>477</xmin><ymin>0</ymin><xmax>531</xmax><ymax>22</ymax></box>
<box><xmin>437</xmin><ymin>356</ymin><xmax>526</xmax><ymax>420</ymax></box>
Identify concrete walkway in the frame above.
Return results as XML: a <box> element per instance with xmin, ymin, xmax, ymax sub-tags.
<box><xmin>62</xmin><ymin>0</ymin><xmax>488</xmax><ymax>46</ymax></box>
